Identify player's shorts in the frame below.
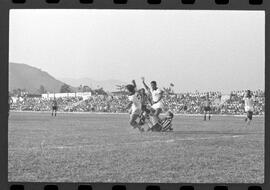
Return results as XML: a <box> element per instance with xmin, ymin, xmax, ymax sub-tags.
<box><xmin>141</xmin><ymin>105</ymin><xmax>147</xmax><ymax>111</ymax></box>
<box><xmin>131</xmin><ymin>108</ymin><xmax>141</xmax><ymax>115</ymax></box>
<box><xmin>247</xmin><ymin>111</ymin><xmax>253</xmax><ymax>120</ymax></box>
<box><xmin>52</xmin><ymin>106</ymin><xmax>58</xmax><ymax>111</ymax></box>
<box><xmin>129</xmin><ymin>109</ymin><xmax>141</xmax><ymax>124</ymax></box>
<box><xmin>141</xmin><ymin>105</ymin><xmax>150</xmax><ymax>114</ymax></box>
<box><xmin>204</xmin><ymin>106</ymin><xmax>211</xmax><ymax>112</ymax></box>
<box><xmin>151</xmin><ymin>123</ymin><xmax>162</xmax><ymax>132</ymax></box>
<box><xmin>245</xmin><ymin>106</ymin><xmax>254</xmax><ymax>112</ymax></box>
<box><xmin>151</xmin><ymin>101</ymin><xmax>164</xmax><ymax>111</ymax></box>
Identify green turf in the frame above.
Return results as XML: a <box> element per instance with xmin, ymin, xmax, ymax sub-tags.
<box><xmin>8</xmin><ymin>112</ymin><xmax>264</xmax><ymax>183</ymax></box>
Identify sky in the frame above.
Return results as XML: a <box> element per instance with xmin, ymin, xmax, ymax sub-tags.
<box><xmin>9</xmin><ymin>10</ymin><xmax>265</xmax><ymax>93</ymax></box>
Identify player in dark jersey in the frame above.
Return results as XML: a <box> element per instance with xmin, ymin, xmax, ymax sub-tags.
<box><xmin>160</xmin><ymin>111</ymin><xmax>174</xmax><ymax>132</ymax></box>
<box><xmin>139</xmin><ymin>88</ymin><xmax>148</xmax><ymax>112</ymax></box>
<box><xmin>52</xmin><ymin>98</ymin><xmax>58</xmax><ymax>117</ymax></box>
<box><xmin>130</xmin><ymin>80</ymin><xmax>150</xmax><ymax>126</ymax></box>
<box><xmin>145</xmin><ymin>110</ymin><xmax>173</xmax><ymax>132</ymax></box>
<box><xmin>138</xmin><ymin>88</ymin><xmax>151</xmax><ymax>125</ymax></box>
<box><xmin>203</xmin><ymin>94</ymin><xmax>211</xmax><ymax>121</ymax></box>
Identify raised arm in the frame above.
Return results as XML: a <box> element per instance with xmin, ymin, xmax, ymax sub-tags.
<box><xmin>132</xmin><ymin>80</ymin><xmax>137</xmax><ymax>91</ymax></box>
<box><xmin>141</xmin><ymin>77</ymin><xmax>150</xmax><ymax>92</ymax></box>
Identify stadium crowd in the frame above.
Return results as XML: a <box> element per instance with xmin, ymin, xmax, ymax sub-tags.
<box><xmin>10</xmin><ymin>90</ymin><xmax>265</xmax><ymax>115</ymax></box>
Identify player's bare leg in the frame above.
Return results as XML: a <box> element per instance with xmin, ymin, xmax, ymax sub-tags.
<box><xmin>204</xmin><ymin>111</ymin><xmax>207</xmax><ymax>121</ymax></box>
<box><xmin>151</xmin><ymin>108</ymin><xmax>162</xmax><ymax>131</ymax></box>
<box><xmin>129</xmin><ymin>114</ymin><xmax>144</xmax><ymax>131</ymax></box>
<box><xmin>246</xmin><ymin>111</ymin><xmax>252</xmax><ymax>125</ymax></box>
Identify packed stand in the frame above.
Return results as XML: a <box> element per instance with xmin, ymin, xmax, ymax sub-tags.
<box><xmin>10</xmin><ymin>90</ymin><xmax>265</xmax><ymax>115</ymax></box>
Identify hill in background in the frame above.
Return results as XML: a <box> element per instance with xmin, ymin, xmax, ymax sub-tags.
<box><xmin>9</xmin><ymin>63</ymin><xmax>66</xmax><ymax>94</ymax></box>
<box><xmin>9</xmin><ymin>63</ymin><xmax>127</xmax><ymax>94</ymax></box>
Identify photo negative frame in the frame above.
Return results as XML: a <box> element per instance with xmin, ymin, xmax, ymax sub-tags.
<box><xmin>0</xmin><ymin>0</ymin><xmax>269</xmax><ymax>190</ymax></box>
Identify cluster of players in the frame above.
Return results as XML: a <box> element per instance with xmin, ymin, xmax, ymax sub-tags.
<box><xmin>8</xmin><ymin>78</ymin><xmax>256</xmax><ymax>131</ymax></box>
<box><xmin>125</xmin><ymin>78</ymin><xmax>256</xmax><ymax>132</ymax></box>
<box><xmin>125</xmin><ymin>77</ymin><xmax>173</xmax><ymax>132</ymax></box>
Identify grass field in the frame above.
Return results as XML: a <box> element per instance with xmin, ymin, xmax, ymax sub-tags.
<box><xmin>8</xmin><ymin>112</ymin><xmax>264</xmax><ymax>183</ymax></box>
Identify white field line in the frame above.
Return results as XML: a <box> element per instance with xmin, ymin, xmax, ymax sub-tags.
<box><xmin>9</xmin><ymin>134</ymin><xmax>254</xmax><ymax>151</ymax></box>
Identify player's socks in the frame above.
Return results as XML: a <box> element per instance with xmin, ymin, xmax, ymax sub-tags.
<box><xmin>204</xmin><ymin>115</ymin><xmax>206</xmax><ymax>121</ymax></box>
<box><xmin>208</xmin><ymin>115</ymin><xmax>211</xmax><ymax>120</ymax></box>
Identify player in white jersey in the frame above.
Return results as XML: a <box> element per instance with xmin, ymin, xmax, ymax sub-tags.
<box><xmin>125</xmin><ymin>84</ymin><xmax>144</xmax><ymax>131</ymax></box>
<box><xmin>141</xmin><ymin>77</ymin><xmax>164</xmax><ymax>131</ymax></box>
<box><xmin>243</xmin><ymin>90</ymin><xmax>254</xmax><ymax>125</ymax></box>
<box><xmin>8</xmin><ymin>94</ymin><xmax>13</xmax><ymax>118</ymax></box>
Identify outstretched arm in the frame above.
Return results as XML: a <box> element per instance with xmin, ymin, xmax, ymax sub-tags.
<box><xmin>141</xmin><ymin>77</ymin><xmax>150</xmax><ymax>92</ymax></box>
<box><xmin>132</xmin><ymin>80</ymin><xmax>137</xmax><ymax>91</ymax></box>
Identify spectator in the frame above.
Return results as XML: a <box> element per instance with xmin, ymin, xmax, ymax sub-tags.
<box><xmin>10</xmin><ymin>90</ymin><xmax>265</xmax><ymax>115</ymax></box>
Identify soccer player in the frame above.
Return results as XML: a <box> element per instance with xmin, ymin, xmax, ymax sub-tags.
<box><xmin>145</xmin><ymin>110</ymin><xmax>174</xmax><ymax>132</ymax></box>
<box><xmin>243</xmin><ymin>90</ymin><xmax>254</xmax><ymax>125</ymax></box>
<box><xmin>52</xmin><ymin>98</ymin><xmax>58</xmax><ymax>117</ymax></box>
<box><xmin>141</xmin><ymin>77</ymin><xmax>164</xmax><ymax>131</ymax></box>
<box><xmin>138</xmin><ymin>88</ymin><xmax>151</xmax><ymax>125</ymax></box>
<box><xmin>8</xmin><ymin>94</ymin><xmax>13</xmax><ymax>118</ymax></box>
<box><xmin>203</xmin><ymin>93</ymin><xmax>211</xmax><ymax>121</ymax></box>
<box><xmin>160</xmin><ymin>111</ymin><xmax>174</xmax><ymax>132</ymax></box>
<box><xmin>139</xmin><ymin>88</ymin><xmax>148</xmax><ymax>111</ymax></box>
<box><xmin>125</xmin><ymin>84</ymin><xmax>144</xmax><ymax>132</ymax></box>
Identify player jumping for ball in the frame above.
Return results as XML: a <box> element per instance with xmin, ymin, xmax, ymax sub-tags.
<box><xmin>52</xmin><ymin>98</ymin><xmax>58</xmax><ymax>117</ymax></box>
<box><xmin>141</xmin><ymin>77</ymin><xmax>164</xmax><ymax>131</ymax></box>
<box><xmin>243</xmin><ymin>90</ymin><xmax>254</xmax><ymax>125</ymax></box>
<box><xmin>130</xmin><ymin>80</ymin><xmax>150</xmax><ymax>125</ymax></box>
<box><xmin>125</xmin><ymin>83</ymin><xmax>144</xmax><ymax>132</ymax></box>
<box><xmin>138</xmin><ymin>88</ymin><xmax>151</xmax><ymax>125</ymax></box>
